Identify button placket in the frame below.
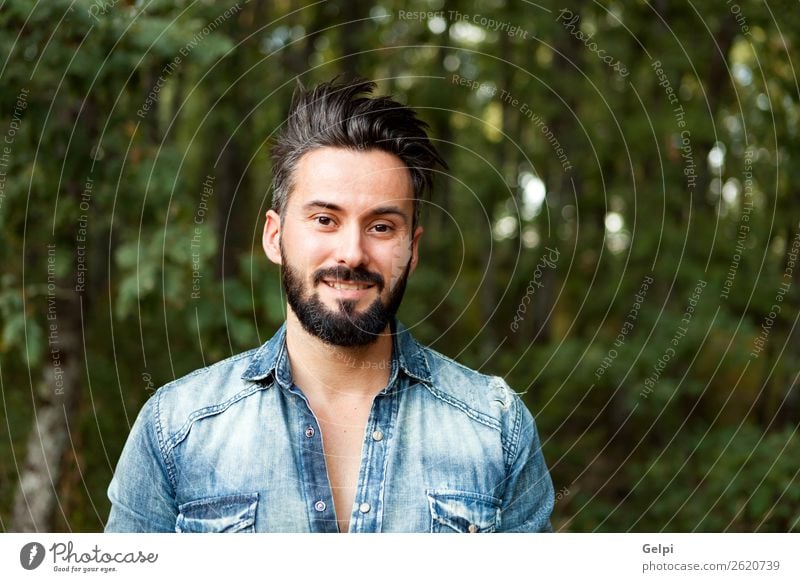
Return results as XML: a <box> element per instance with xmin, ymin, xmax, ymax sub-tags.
<box><xmin>291</xmin><ymin>393</ymin><xmax>337</xmax><ymax>532</ymax></box>
<box><xmin>349</xmin><ymin>387</ymin><xmax>400</xmax><ymax>533</ymax></box>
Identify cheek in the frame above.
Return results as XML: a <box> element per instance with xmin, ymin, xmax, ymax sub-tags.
<box><xmin>282</xmin><ymin>231</ymin><xmax>329</xmax><ymax>271</ymax></box>
<box><xmin>384</xmin><ymin>241</ymin><xmax>412</xmax><ymax>286</ymax></box>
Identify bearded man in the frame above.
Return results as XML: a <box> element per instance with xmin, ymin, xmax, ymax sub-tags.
<box><xmin>106</xmin><ymin>78</ymin><xmax>554</xmax><ymax>533</ymax></box>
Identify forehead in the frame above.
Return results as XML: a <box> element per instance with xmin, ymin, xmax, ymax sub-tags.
<box><xmin>289</xmin><ymin>147</ymin><xmax>414</xmax><ymax>213</ymax></box>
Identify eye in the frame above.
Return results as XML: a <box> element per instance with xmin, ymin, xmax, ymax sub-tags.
<box><xmin>314</xmin><ymin>215</ymin><xmax>334</xmax><ymax>227</ymax></box>
<box><xmin>370</xmin><ymin>223</ymin><xmax>394</xmax><ymax>234</ymax></box>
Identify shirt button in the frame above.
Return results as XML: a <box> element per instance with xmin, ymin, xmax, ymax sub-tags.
<box><xmin>358</xmin><ymin>502</ymin><xmax>371</xmax><ymax>514</ymax></box>
<box><xmin>371</xmin><ymin>430</ymin><xmax>383</xmax><ymax>441</ymax></box>
<box><xmin>314</xmin><ymin>500</ymin><xmax>326</xmax><ymax>512</ymax></box>
<box><xmin>468</xmin><ymin>523</ymin><xmax>479</xmax><ymax>533</ymax></box>
<box><xmin>305</xmin><ymin>426</ymin><xmax>315</xmax><ymax>438</ymax></box>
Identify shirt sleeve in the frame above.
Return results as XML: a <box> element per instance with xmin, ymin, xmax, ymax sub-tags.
<box><xmin>105</xmin><ymin>393</ymin><xmax>178</xmax><ymax>532</ymax></box>
<box><xmin>497</xmin><ymin>387</ymin><xmax>555</xmax><ymax>532</ymax></box>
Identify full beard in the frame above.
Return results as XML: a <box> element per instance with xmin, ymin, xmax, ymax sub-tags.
<box><xmin>280</xmin><ymin>249</ymin><xmax>410</xmax><ymax>347</ymax></box>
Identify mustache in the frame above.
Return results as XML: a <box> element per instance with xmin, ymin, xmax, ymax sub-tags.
<box><xmin>313</xmin><ymin>266</ymin><xmax>385</xmax><ymax>291</ymax></box>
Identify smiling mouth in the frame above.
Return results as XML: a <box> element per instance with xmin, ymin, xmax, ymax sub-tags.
<box><xmin>322</xmin><ymin>280</ymin><xmax>375</xmax><ymax>291</ymax></box>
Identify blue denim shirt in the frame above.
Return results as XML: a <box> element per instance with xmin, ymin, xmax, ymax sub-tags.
<box><xmin>106</xmin><ymin>321</ymin><xmax>554</xmax><ymax>532</ymax></box>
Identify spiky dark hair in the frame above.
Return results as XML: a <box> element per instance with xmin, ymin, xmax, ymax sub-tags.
<box><xmin>271</xmin><ymin>77</ymin><xmax>446</xmax><ymax>228</ymax></box>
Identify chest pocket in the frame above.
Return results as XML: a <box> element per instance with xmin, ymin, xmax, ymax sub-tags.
<box><xmin>175</xmin><ymin>493</ymin><xmax>259</xmax><ymax>533</ymax></box>
<box><xmin>427</xmin><ymin>489</ymin><xmax>501</xmax><ymax>533</ymax></box>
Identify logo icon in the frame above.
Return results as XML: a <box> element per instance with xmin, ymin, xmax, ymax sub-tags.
<box><xmin>20</xmin><ymin>542</ymin><xmax>46</xmax><ymax>570</ymax></box>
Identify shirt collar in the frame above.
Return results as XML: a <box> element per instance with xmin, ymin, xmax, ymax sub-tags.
<box><xmin>240</xmin><ymin>320</ymin><xmax>432</xmax><ymax>387</ymax></box>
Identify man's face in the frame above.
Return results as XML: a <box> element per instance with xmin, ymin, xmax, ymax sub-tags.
<box><xmin>263</xmin><ymin>147</ymin><xmax>422</xmax><ymax>347</ymax></box>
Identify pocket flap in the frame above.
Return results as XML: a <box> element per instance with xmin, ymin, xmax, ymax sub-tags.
<box><xmin>176</xmin><ymin>493</ymin><xmax>259</xmax><ymax>533</ymax></box>
<box><xmin>427</xmin><ymin>489</ymin><xmax>501</xmax><ymax>533</ymax></box>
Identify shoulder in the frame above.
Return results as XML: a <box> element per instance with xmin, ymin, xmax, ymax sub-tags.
<box><xmin>148</xmin><ymin>348</ymin><xmax>269</xmax><ymax>443</ymax></box>
<box><xmin>417</xmin><ymin>344</ymin><xmax>526</xmax><ymax>439</ymax></box>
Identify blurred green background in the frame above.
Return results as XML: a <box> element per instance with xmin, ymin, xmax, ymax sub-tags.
<box><xmin>1</xmin><ymin>0</ymin><xmax>798</xmax><ymax>532</ymax></box>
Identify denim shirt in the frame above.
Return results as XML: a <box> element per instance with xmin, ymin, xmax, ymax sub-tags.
<box><xmin>105</xmin><ymin>321</ymin><xmax>554</xmax><ymax>533</ymax></box>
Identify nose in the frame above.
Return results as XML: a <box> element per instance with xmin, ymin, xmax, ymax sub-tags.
<box><xmin>335</xmin><ymin>224</ymin><xmax>369</xmax><ymax>269</ymax></box>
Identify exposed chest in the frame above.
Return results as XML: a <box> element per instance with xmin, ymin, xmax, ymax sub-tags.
<box><xmin>315</xmin><ymin>406</ymin><xmax>372</xmax><ymax>533</ymax></box>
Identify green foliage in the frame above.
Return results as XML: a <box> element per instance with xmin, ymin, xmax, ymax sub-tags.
<box><xmin>1</xmin><ymin>0</ymin><xmax>798</xmax><ymax>532</ymax></box>
<box><xmin>616</xmin><ymin>425</ymin><xmax>800</xmax><ymax>532</ymax></box>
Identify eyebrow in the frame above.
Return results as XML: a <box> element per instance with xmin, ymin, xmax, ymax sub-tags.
<box><xmin>368</xmin><ymin>205</ymin><xmax>409</xmax><ymax>224</ymax></box>
<box><xmin>302</xmin><ymin>200</ymin><xmax>344</xmax><ymax>212</ymax></box>
<box><xmin>302</xmin><ymin>200</ymin><xmax>410</xmax><ymax>224</ymax></box>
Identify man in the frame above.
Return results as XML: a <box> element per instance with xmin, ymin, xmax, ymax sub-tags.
<box><xmin>106</xmin><ymin>78</ymin><xmax>554</xmax><ymax>533</ymax></box>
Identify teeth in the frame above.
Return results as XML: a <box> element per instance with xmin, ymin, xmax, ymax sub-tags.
<box><xmin>326</xmin><ymin>281</ymin><xmax>369</xmax><ymax>291</ymax></box>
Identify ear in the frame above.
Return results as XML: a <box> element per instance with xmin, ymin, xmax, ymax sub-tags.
<box><xmin>263</xmin><ymin>209</ymin><xmax>283</xmax><ymax>265</ymax></box>
<box><xmin>409</xmin><ymin>225</ymin><xmax>423</xmax><ymax>275</ymax></box>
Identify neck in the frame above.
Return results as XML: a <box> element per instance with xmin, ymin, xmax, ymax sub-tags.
<box><xmin>284</xmin><ymin>310</ymin><xmax>394</xmax><ymax>403</ymax></box>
